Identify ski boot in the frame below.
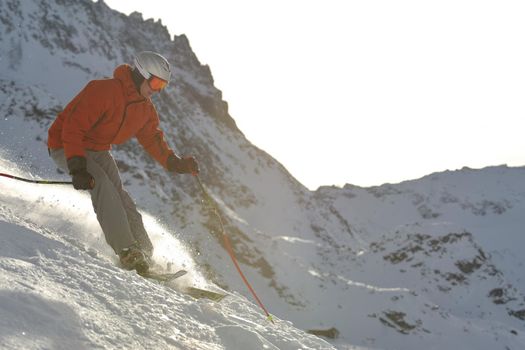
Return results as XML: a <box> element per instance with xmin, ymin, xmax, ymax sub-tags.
<box><xmin>119</xmin><ymin>245</ymin><xmax>150</xmax><ymax>273</ymax></box>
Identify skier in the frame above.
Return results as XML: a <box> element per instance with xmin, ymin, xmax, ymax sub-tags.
<box><xmin>47</xmin><ymin>51</ymin><xmax>199</xmax><ymax>273</ymax></box>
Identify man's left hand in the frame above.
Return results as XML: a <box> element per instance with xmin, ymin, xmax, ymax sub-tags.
<box><xmin>167</xmin><ymin>155</ymin><xmax>199</xmax><ymax>175</ymax></box>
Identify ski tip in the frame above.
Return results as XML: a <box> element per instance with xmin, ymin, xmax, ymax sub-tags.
<box><xmin>185</xmin><ymin>287</ymin><xmax>227</xmax><ymax>302</ymax></box>
<box><xmin>139</xmin><ymin>269</ymin><xmax>188</xmax><ymax>282</ymax></box>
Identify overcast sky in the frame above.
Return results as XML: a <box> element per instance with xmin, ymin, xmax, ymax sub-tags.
<box><xmin>104</xmin><ymin>0</ymin><xmax>525</xmax><ymax>189</ymax></box>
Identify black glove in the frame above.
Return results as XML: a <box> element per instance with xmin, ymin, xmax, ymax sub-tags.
<box><xmin>167</xmin><ymin>154</ymin><xmax>199</xmax><ymax>175</ymax></box>
<box><xmin>67</xmin><ymin>156</ymin><xmax>95</xmax><ymax>190</ymax></box>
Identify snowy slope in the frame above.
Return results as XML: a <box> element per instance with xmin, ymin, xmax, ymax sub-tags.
<box><xmin>0</xmin><ymin>156</ymin><xmax>336</xmax><ymax>350</ymax></box>
<box><xmin>1</xmin><ymin>0</ymin><xmax>524</xmax><ymax>349</ymax></box>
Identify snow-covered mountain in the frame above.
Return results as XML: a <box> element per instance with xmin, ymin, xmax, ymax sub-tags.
<box><xmin>1</xmin><ymin>0</ymin><xmax>524</xmax><ymax>349</ymax></box>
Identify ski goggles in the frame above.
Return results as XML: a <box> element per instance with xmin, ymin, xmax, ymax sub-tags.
<box><xmin>147</xmin><ymin>75</ymin><xmax>168</xmax><ymax>91</ymax></box>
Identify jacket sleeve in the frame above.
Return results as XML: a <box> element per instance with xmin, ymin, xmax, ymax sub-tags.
<box><xmin>136</xmin><ymin>107</ymin><xmax>175</xmax><ymax>169</ymax></box>
<box><xmin>61</xmin><ymin>80</ymin><xmax>110</xmax><ymax>159</ymax></box>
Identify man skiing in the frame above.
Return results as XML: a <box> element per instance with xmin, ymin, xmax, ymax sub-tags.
<box><xmin>47</xmin><ymin>51</ymin><xmax>199</xmax><ymax>273</ymax></box>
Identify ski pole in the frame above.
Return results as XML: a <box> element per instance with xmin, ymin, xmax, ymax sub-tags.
<box><xmin>0</xmin><ymin>172</ymin><xmax>72</xmax><ymax>185</ymax></box>
<box><xmin>193</xmin><ymin>175</ymin><xmax>274</xmax><ymax>324</ymax></box>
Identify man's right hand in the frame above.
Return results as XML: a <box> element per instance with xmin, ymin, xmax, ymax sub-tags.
<box><xmin>67</xmin><ymin>156</ymin><xmax>95</xmax><ymax>190</ymax></box>
<box><xmin>72</xmin><ymin>169</ymin><xmax>95</xmax><ymax>190</ymax></box>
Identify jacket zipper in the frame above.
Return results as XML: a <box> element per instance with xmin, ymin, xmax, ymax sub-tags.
<box><xmin>112</xmin><ymin>99</ymin><xmax>145</xmax><ymax>142</ymax></box>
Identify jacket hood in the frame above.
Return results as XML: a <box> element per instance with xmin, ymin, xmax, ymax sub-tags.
<box><xmin>113</xmin><ymin>64</ymin><xmax>144</xmax><ymax>101</ymax></box>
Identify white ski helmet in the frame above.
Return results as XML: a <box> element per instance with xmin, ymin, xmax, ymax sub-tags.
<box><xmin>134</xmin><ymin>51</ymin><xmax>171</xmax><ymax>82</ymax></box>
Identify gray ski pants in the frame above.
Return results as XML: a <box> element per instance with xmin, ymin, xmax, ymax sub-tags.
<box><xmin>50</xmin><ymin>148</ymin><xmax>153</xmax><ymax>257</ymax></box>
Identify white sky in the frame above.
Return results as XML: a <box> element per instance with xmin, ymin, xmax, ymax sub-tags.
<box><xmin>104</xmin><ymin>0</ymin><xmax>525</xmax><ymax>190</ymax></box>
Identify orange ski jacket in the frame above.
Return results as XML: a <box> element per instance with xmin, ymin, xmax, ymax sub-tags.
<box><xmin>48</xmin><ymin>64</ymin><xmax>174</xmax><ymax>169</ymax></box>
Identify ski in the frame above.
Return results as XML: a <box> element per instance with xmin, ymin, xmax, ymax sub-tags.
<box><xmin>139</xmin><ymin>269</ymin><xmax>188</xmax><ymax>282</ymax></box>
<box><xmin>185</xmin><ymin>287</ymin><xmax>227</xmax><ymax>302</ymax></box>
<box><xmin>138</xmin><ymin>270</ymin><xmax>226</xmax><ymax>302</ymax></box>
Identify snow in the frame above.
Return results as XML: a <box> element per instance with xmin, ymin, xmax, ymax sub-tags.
<box><xmin>0</xmin><ymin>156</ymin><xmax>335</xmax><ymax>350</ymax></box>
<box><xmin>1</xmin><ymin>1</ymin><xmax>525</xmax><ymax>348</ymax></box>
